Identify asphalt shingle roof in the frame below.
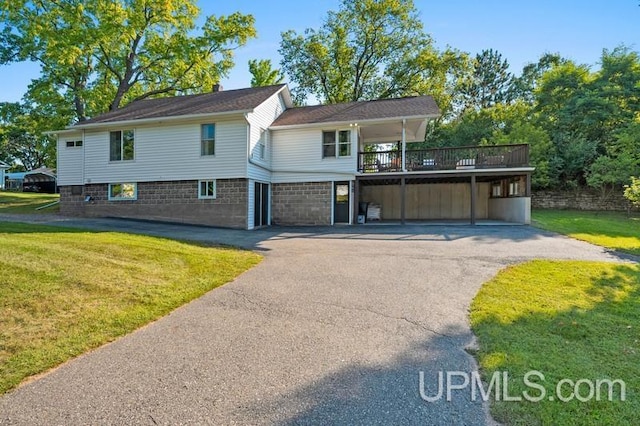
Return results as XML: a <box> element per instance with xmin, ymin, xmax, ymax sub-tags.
<box><xmin>271</xmin><ymin>95</ymin><xmax>440</xmax><ymax>127</ymax></box>
<box><xmin>77</xmin><ymin>84</ymin><xmax>287</xmax><ymax>126</ymax></box>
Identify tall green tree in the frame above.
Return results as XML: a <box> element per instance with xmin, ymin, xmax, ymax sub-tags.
<box><xmin>0</xmin><ymin>103</ymin><xmax>56</xmax><ymax>170</ymax></box>
<box><xmin>533</xmin><ymin>47</ymin><xmax>640</xmax><ymax>188</ymax></box>
<box><xmin>510</xmin><ymin>53</ymin><xmax>567</xmax><ymax>103</ymax></box>
<box><xmin>0</xmin><ymin>0</ymin><xmax>256</xmax><ymax>123</ymax></box>
<box><xmin>279</xmin><ymin>0</ymin><xmax>467</xmax><ymax>110</ymax></box>
<box><xmin>459</xmin><ymin>48</ymin><xmax>514</xmax><ymax>112</ymax></box>
<box><xmin>248</xmin><ymin>59</ymin><xmax>284</xmax><ymax>87</ymax></box>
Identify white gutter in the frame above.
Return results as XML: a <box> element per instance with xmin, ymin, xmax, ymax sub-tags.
<box><xmin>269</xmin><ymin>114</ymin><xmax>440</xmax><ymax>131</ymax></box>
<box><xmin>47</xmin><ymin>109</ymin><xmax>254</xmax><ymax>135</ymax></box>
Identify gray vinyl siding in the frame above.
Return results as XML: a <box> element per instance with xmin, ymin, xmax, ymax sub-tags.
<box><xmin>270</xmin><ymin>127</ymin><xmax>357</xmax><ymax>183</ymax></box>
<box><xmin>82</xmin><ymin>119</ymin><xmax>248</xmax><ymax>184</ymax></box>
<box><xmin>57</xmin><ymin>133</ymin><xmax>84</xmax><ymax>185</ymax></box>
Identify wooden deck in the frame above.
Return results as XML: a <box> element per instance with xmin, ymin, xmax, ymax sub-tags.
<box><xmin>358</xmin><ymin>144</ymin><xmax>529</xmax><ymax>173</ymax></box>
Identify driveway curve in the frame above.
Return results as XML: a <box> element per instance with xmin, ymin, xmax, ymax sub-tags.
<box><xmin>0</xmin><ymin>217</ymin><xmax>629</xmax><ymax>425</ymax></box>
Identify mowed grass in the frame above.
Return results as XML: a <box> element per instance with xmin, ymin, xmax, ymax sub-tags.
<box><xmin>0</xmin><ymin>222</ymin><xmax>261</xmax><ymax>394</ymax></box>
<box><xmin>470</xmin><ymin>260</ymin><xmax>640</xmax><ymax>425</ymax></box>
<box><xmin>0</xmin><ymin>191</ymin><xmax>60</xmax><ymax>213</ymax></box>
<box><xmin>533</xmin><ymin>209</ymin><xmax>640</xmax><ymax>256</ymax></box>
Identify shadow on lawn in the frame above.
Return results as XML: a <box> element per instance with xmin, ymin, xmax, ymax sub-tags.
<box><xmin>0</xmin><ymin>221</ymin><xmax>90</xmax><ymax>234</ymax></box>
<box><xmin>470</xmin><ymin>263</ymin><xmax>640</xmax><ymax>425</ymax></box>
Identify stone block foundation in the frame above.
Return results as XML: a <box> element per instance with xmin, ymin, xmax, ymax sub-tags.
<box><xmin>59</xmin><ymin>179</ymin><xmax>248</xmax><ymax>229</ymax></box>
<box><xmin>271</xmin><ymin>182</ymin><xmax>332</xmax><ymax>226</ymax></box>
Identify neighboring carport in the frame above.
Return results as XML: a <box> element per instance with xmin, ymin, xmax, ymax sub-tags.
<box><xmin>23</xmin><ymin>167</ymin><xmax>57</xmax><ymax>193</ymax></box>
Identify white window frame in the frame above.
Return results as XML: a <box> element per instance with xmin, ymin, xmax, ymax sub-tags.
<box><xmin>65</xmin><ymin>140</ymin><xmax>83</xmax><ymax>148</ymax></box>
<box><xmin>254</xmin><ymin>128</ymin><xmax>266</xmax><ymax>160</ymax></box>
<box><xmin>322</xmin><ymin>129</ymin><xmax>351</xmax><ymax>158</ymax></box>
<box><xmin>109</xmin><ymin>130</ymin><xmax>135</xmax><ymax>161</ymax></box>
<box><xmin>201</xmin><ymin>124</ymin><xmax>215</xmax><ymax>156</ymax></box>
<box><xmin>198</xmin><ymin>179</ymin><xmax>216</xmax><ymax>199</ymax></box>
<box><xmin>108</xmin><ymin>183</ymin><xmax>137</xmax><ymax>201</ymax></box>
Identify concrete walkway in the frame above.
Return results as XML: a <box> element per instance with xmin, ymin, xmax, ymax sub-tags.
<box><xmin>0</xmin><ymin>216</ymin><xmax>630</xmax><ymax>425</ymax></box>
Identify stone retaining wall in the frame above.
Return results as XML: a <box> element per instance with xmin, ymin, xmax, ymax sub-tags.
<box><xmin>532</xmin><ymin>188</ymin><xmax>634</xmax><ymax>211</ymax></box>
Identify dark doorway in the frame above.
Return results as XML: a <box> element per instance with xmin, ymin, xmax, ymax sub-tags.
<box><xmin>254</xmin><ymin>182</ymin><xmax>269</xmax><ymax>227</ymax></box>
<box><xmin>334</xmin><ymin>181</ymin><xmax>350</xmax><ymax>223</ymax></box>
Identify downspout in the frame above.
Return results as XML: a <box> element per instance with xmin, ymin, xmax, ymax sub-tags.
<box><xmin>55</xmin><ymin>133</ymin><xmax>60</xmax><ymax>193</ymax></box>
<box><xmin>244</xmin><ymin>113</ymin><xmax>251</xmax><ymax>178</ymax></box>
<box><xmin>244</xmin><ymin>113</ymin><xmax>252</xmax><ymax>230</ymax></box>
<box><xmin>82</xmin><ymin>129</ymin><xmax>86</xmax><ymax>185</ymax></box>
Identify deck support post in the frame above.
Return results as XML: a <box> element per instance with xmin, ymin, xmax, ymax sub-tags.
<box><xmin>401</xmin><ymin>177</ymin><xmax>406</xmax><ymax>225</ymax></box>
<box><xmin>353</xmin><ymin>179</ymin><xmax>360</xmax><ymax>224</ymax></box>
<box><xmin>401</xmin><ymin>119</ymin><xmax>406</xmax><ymax>171</ymax></box>
<box><xmin>470</xmin><ymin>174</ymin><xmax>477</xmax><ymax>225</ymax></box>
<box><xmin>525</xmin><ymin>173</ymin><xmax>532</xmax><ymax>197</ymax></box>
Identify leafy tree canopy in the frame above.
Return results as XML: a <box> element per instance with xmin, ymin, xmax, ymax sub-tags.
<box><xmin>0</xmin><ymin>0</ymin><xmax>256</xmax><ymax>124</ymax></box>
<box><xmin>248</xmin><ymin>59</ymin><xmax>284</xmax><ymax>87</ymax></box>
<box><xmin>459</xmin><ymin>48</ymin><xmax>514</xmax><ymax>112</ymax></box>
<box><xmin>0</xmin><ymin>102</ymin><xmax>56</xmax><ymax>170</ymax></box>
<box><xmin>279</xmin><ymin>0</ymin><xmax>469</xmax><ymax>113</ymax></box>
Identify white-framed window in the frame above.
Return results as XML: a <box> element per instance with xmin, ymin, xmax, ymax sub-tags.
<box><xmin>322</xmin><ymin>130</ymin><xmax>351</xmax><ymax>158</ymax></box>
<box><xmin>492</xmin><ymin>183</ymin><xmax>502</xmax><ymax>197</ymax></box>
<box><xmin>108</xmin><ymin>183</ymin><xmax>137</xmax><ymax>201</ymax></box>
<box><xmin>509</xmin><ymin>179</ymin><xmax>522</xmax><ymax>196</ymax></box>
<box><xmin>198</xmin><ymin>179</ymin><xmax>216</xmax><ymax>199</ymax></box>
<box><xmin>254</xmin><ymin>128</ymin><xmax>266</xmax><ymax>160</ymax></box>
<box><xmin>66</xmin><ymin>140</ymin><xmax>83</xmax><ymax>148</ymax></box>
<box><xmin>201</xmin><ymin>124</ymin><xmax>215</xmax><ymax>156</ymax></box>
<box><xmin>109</xmin><ymin>130</ymin><xmax>134</xmax><ymax>161</ymax></box>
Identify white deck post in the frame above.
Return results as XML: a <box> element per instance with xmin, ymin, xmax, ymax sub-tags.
<box><xmin>401</xmin><ymin>119</ymin><xmax>406</xmax><ymax>171</ymax></box>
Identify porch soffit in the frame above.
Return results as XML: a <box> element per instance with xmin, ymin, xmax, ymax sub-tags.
<box><xmin>359</xmin><ymin>118</ymin><xmax>428</xmax><ymax>144</ymax></box>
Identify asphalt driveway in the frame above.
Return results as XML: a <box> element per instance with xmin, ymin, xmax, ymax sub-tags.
<box><xmin>0</xmin><ymin>217</ymin><xmax>629</xmax><ymax>425</ymax></box>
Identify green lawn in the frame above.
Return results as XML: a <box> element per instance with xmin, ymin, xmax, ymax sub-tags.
<box><xmin>533</xmin><ymin>209</ymin><xmax>640</xmax><ymax>256</ymax></box>
<box><xmin>0</xmin><ymin>191</ymin><xmax>60</xmax><ymax>213</ymax></box>
<box><xmin>0</xmin><ymin>222</ymin><xmax>261</xmax><ymax>394</ymax></box>
<box><xmin>470</xmin><ymin>260</ymin><xmax>639</xmax><ymax>425</ymax></box>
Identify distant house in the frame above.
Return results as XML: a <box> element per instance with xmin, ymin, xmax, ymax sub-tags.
<box><xmin>0</xmin><ymin>161</ymin><xmax>8</xmax><ymax>190</ymax></box>
<box><xmin>50</xmin><ymin>84</ymin><xmax>534</xmax><ymax>229</ymax></box>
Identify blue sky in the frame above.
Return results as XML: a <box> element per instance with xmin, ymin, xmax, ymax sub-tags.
<box><xmin>0</xmin><ymin>0</ymin><xmax>638</xmax><ymax>103</ymax></box>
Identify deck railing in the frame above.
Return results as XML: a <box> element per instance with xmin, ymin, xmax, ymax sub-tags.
<box><xmin>358</xmin><ymin>143</ymin><xmax>529</xmax><ymax>173</ymax></box>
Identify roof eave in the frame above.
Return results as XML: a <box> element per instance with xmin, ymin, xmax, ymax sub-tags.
<box><xmin>50</xmin><ymin>108</ymin><xmax>254</xmax><ymax>134</ymax></box>
<box><xmin>269</xmin><ymin>113</ymin><xmax>440</xmax><ymax>131</ymax></box>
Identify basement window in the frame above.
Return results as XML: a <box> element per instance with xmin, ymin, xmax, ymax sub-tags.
<box><xmin>108</xmin><ymin>183</ymin><xmax>137</xmax><ymax>201</ymax></box>
<box><xmin>491</xmin><ymin>183</ymin><xmax>502</xmax><ymax>197</ymax></box>
<box><xmin>198</xmin><ymin>180</ymin><xmax>216</xmax><ymax>199</ymax></box>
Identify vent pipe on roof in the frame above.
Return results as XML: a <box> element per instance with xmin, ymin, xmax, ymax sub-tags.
<box><xmin>212</xmin><ymin>83</ymin><xmax>223</xmax><ymax>92</ymax></box>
